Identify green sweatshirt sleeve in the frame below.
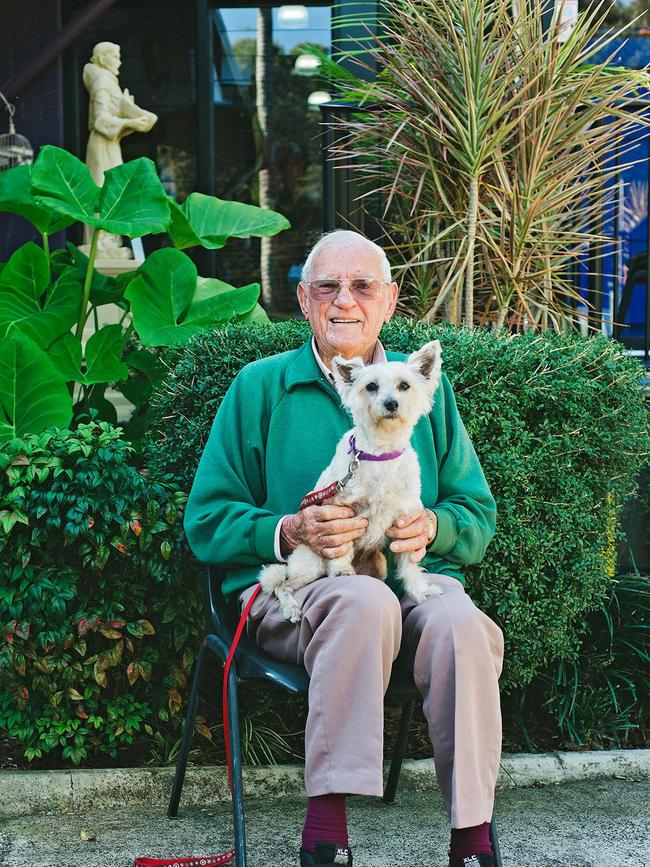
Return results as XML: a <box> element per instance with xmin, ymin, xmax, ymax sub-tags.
<box><xmin>183</xmin><ymin>366</ymin><xmax>282</xmax><ymax>568</ymax></box>
<box><xmin>425</xmin><ymin>374</ymin><xmax>496</xmax><ymax>565</ymax></box>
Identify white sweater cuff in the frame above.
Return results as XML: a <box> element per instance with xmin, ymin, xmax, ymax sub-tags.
<box><xmin>274</xmin><ymin>515</ymin><xmax>290</xmax><ymax>563</ymax></box>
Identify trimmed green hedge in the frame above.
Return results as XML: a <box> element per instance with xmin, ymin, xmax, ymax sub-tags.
<box><xmin>0</xmin><ymin>422</ymin><xmax>203</xmax><ymax>764</ymax></box>
<box><xmin>145</xmin><ymin>320</ymin><xmax>649</xmax><ymax>691</ymax></box>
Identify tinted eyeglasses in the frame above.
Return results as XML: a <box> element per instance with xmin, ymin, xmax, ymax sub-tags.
<box><xmin>305</xmin><ymin>278</ymin><xmax>386</xmax><ymax>302</ymax></box>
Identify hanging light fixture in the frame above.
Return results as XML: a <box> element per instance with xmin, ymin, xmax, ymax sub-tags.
<box><xmin>277</xmin><ymin>5</ymin><xmax>309</xmax><ymax>28</ymax></box>
<box><xmin>0</xmin><ymin>91</ymin><xmax>34</xmax><ymax>172</ymax></box>
<box><xmin>294</xmin><ymin>53</ymin><xmax>320</xmax><ymax>75</ymax></box>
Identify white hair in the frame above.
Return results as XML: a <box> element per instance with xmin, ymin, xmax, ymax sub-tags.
<box><xmin>301</xmin><ymin>230</ymin><xmax>392</xmax><ymax>284</ymax></box>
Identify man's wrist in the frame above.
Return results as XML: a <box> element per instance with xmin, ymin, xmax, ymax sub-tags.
<box><xmin>279</xmin><ymin>514</ymin><xmax>301</xmax><ymax>558</ymax></box>
<box><xmin>424</xmin><ymin>508</ymin><xmax>438</xmax><ymax>547</ymax></box>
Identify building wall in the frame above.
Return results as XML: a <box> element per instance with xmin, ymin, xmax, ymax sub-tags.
<box><xmin>0</xmin><ymin>0</ymin><xmax>65</xmax><ymax>258</ymax></box>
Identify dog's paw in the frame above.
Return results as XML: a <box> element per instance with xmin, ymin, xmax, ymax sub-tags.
<box><xmin>328</xmin><ymin>563</ymin><xmax>356</xmax><ymax>577</ymax></box>
<box><xmin>404</xmin><ymin>576</ymin><xmax>443</xmax><ymax>604</ymax></box>
<box><xmin>417</xmin><ymin>583</ymin><xmax>443</xmax><ymax>602</ymax></box>
<box><xmin>259</xmin><ymin>564</ymin><xmax>287</xmax><ymax>593</ymax></box>
<box><xmin>277</xmin><ymin>592</ymin><xmax>303</xmax><ymax>622</ymax></box>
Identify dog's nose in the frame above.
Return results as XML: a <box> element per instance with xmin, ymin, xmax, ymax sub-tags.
<box><xmin>384</xmin><ymin>399</ymin><xmax>398</xmax><ymax>413</ymax></box>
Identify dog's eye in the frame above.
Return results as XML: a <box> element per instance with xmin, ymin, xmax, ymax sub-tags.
<box><xmin>366</xmin><ymin>382</ymin><xmax>378</xmax><ymax>393</ymax></box>
<box><xmin>398</xmin><ymin>381</ymin><xmax>410</xmax><ymax>391</ymax></box>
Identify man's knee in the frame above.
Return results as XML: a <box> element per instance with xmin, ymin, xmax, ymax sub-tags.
<box><xmin>323</xmin><ymin>574</ymin><xmax>402</xmax><ymax>642</ymax></box>
<box><xmin>418</xmin><ymin>593</ymin><xmax>504</xmax><ymax>674</ymax></box>
<box><xmin>340</xmin><ymin>573</ymin><xmax>401</xmax><ymax>614</ymax></box>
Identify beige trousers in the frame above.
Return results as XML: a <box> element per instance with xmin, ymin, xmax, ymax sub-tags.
<box><xmin>239</xmin><ymin>572</ymin><xmax>504</xmax><ymax>828</ymax></box>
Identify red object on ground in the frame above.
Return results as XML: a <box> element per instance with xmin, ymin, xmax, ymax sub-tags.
<box><xmin>133</xmin><ymin>583</ymin><xmax>264</xmax><ymax>867</ymax></box>
<box><xmin>133</xmin><ymin>855</ymin><xmax>235</xmax><ymax>866</ymax></box>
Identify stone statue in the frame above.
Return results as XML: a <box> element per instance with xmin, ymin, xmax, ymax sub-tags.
<box><xmin>81</xmin><ymin>41</ymin><xmax>158</xmax><ymax>260</ymax></box>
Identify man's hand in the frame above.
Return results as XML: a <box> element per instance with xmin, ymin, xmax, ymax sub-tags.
<box><xmin>386</xmin><ymin>508</ymin><xmax>436</xmax><ymax>564</ymax></box>
<box><xmin>281</xmin><ymin>505</ymin><xmax>368</xmax><ymax>559</ymax></box>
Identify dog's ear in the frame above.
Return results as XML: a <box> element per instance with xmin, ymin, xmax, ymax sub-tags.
<box><xmin>331</xmin><ymin>355</ymin><xmax>364</xmax><ymax>392</ymax></box>
<box><xmin>406</xmin><ymin>340</ymin><xmax>443</xmax><ymax>392</ymax></box>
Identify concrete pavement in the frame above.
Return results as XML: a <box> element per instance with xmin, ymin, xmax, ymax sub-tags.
<box><xmin>0</xmin><ymin>777</ymin><xmax>648</xmax><ymax>866</ymax></box>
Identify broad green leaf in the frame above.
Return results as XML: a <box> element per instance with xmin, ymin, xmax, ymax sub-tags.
<box><xmin>48</xmin><ymin>325</ymin><xmax>128</xmax><ymax>385</ymax></box>
<box><xmin>50</xmin><ymin>247</ymin><xmax>75</xmax><ymax>281</ymax></box>
<box><xmin>0</xmin><ymin>164</ymin><xmax>74</xmax><ymax>235</ymax></box>
<box><xmin>0</xmin><ymin>242</ymin><xmax>49</xmax><ymax>299</ymax></box>
<box><xmin>236</xmin><ymin>302</ymin><xmax>270</xmax><ymax>325</ymax></box>
<box><xmin>84</xmin><ymin>324</ymin><xmax>129</xmax><ymax>384</ymax></box>
<box><xmin>189</xmin><ymin>276</ymin><xmax>259</xmax><ymax>321</ymax></box>
<box><xmin>124</xmin><ymin>349</ymin><xmax>165</xmax><ymax>386</ymax></box>
<box><xmin>97</xmin><ymin>159</ymin><xmax>170</xmax><ymax>237</ymax></box>
<box><xmin>31</xmin><ymin>146</ymin><xmax>170</xmax><ymax>237</ymax></box>
<box><xmin>125</xmin><ymin>348</ymin><xmax>162</xmax><ymax>375</ymax></box>
<box><xmin>0</xmin><ymin>332</ymin><xmax>72</xmax><ymax>444</ymax></box>
<box><xmin>167</xmin><ymin>199</ymin><xmax>202</xmax><ymax>249</ymax></box>
<box><xmin>31</xmin><ymin>145</ymin><xmax>100</xmax><ymax>224</ymax></box>
<box><xmin>48</xmin><ymin>332</ymin><xmax>82</xmax><ymax>382</ymax></box>
<box><xmin>0</xmin><ymin>246</ymin><xmax>80</xmax><ymax>348</ymax></box>
<box><xmin>124</xmin><ymin>248</ymin><xmax>260</xmax><ymax>346</ymax></box>
<box><xmin>124</xmin><ymin>249</ymin><xmax>197</xmax><ymax>346</ymax></box>
<box><xmin>168</xmin><ymin>192</ymin><xmax>290</xmax><ymax>250</ymax></box>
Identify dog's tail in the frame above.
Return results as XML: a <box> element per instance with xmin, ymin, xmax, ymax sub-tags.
<box><xmin>259</xmin><ymin>563</ymin><xmax>288</xmax><ymax>593</ymax></box>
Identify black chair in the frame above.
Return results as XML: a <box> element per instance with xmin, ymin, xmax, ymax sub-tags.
<box><xmin>168</xmin><ymin>565</ymin><xmax>503</xmax><ymax>867</ymax></box>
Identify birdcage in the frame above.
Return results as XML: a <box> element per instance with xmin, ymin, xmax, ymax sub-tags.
<box><xmin>0</xmin><ymin>91</ymin><xmax>33</xmax><ymax>171</ymax></box>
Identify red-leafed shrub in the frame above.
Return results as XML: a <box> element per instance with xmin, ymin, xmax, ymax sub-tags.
<box><xmin>0</xmin><ymin>420</ymin><xmax>202</xmax><ymax>764</ymax></box>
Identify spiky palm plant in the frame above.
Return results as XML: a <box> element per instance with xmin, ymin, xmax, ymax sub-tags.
<box><xmin>320</xmin><ymin>0</ymin><xmax>650</xmax><ymax>328</ymax></box>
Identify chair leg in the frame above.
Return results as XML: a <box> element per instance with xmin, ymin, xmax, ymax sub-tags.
<box><xmin>489</xmin><ymin>816</ymin><xmax>502</xmax><ymax>867</ymax></box>
<box><xmin>227</xmin><ymin>661</ymin><xmax>248</xmax><ymax>867</ymax></box>
<box><xmin>383</xmin><ymin>699</ymin><xmax>414</xmax><ymax>804</ymax></box>
<box><xmin>168</xmin><ymin>640</ymin><xmax>208</xmax><ymax>818</ymax></box>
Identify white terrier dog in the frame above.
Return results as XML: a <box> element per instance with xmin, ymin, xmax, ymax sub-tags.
<box><xmin>259</xmin><ymin>340</ymin><xmax>444</xmax><ymax>622</ymax></box>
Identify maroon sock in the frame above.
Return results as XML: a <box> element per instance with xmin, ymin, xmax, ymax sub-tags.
<box><xmin>449</xmin><ymin>823</ymin><xmax>492</xmax><ymax>860</ymax></box>
<box><xmin>301</xmin><ymin>794</ymin><xmax>349</xmax><ymax>854</ymax></box>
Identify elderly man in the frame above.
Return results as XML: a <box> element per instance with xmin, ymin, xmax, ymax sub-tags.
<box><xmin>184</xmin><ymin>230</ymin><xmax>503</xmax><ymax>867</ymax></box>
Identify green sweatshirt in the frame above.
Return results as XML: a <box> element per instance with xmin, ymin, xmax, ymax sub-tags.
<box><xmin>183</xmin><ymin>339</ymin><xmax>496</xmax><ymax>599</ymax></box>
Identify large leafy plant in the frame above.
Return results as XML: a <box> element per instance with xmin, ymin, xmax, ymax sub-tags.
<box><xmin>0</xmin><ymin>145</ymin><xmax>290</xmax><ymax>443</ymax></box>
<box><xmin>317</xmin><ymin>0</ymin><xmax>650</xmax><ymax>327</ymax></box>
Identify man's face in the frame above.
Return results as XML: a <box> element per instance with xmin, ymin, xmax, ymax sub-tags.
<box><xmin>297</xmin><ymin>240</ymin><xmax>398</xmax><ymax>367</ymax></box>
<box><xmin>102</xmin><ymin>47</ymin><xmax>121</xmax><ymax>75</ymax></box>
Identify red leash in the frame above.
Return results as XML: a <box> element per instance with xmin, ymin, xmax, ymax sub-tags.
<box><xmin>133</xmin><ymin>584</ymin><xmax>263</xmax><ymax>867</ymax></box>
<box><xmin>222</xmin><ymin>583</ymin><xmax>263</xmax><ymax>792</ymax></box>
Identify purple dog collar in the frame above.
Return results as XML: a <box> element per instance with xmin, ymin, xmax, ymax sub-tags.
<box><xmin>348</xmin><ymin>434</ymin><xmax>404</xmax><ymax>462</ymax></box>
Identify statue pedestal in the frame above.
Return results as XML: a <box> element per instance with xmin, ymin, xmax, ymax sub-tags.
<box><xmin>93</xmin><ymin>258</ymin><xmax>141</xmax><ymax>277</ymax></box>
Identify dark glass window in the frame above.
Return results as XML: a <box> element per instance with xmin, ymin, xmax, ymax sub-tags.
<box><xmin>211</xmin><ymin>5</ymin><xmax>332</xmax><ymax>313</ymax></box>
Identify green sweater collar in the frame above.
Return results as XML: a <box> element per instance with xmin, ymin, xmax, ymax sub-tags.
<box><xmin>285</xmin><ymin>337</ymin><xmax>403</xmax><ymax>394</ymax></box>
<box><xmin>285</xmin><ymin>339</ymin><xmax>327</xmax><ymax>392</ymax></box>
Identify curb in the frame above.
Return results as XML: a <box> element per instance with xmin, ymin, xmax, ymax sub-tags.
<box><xmin>0</xmin><ymin>749</ymin><xmax>648</xmax><ymax>818</ymax></box>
